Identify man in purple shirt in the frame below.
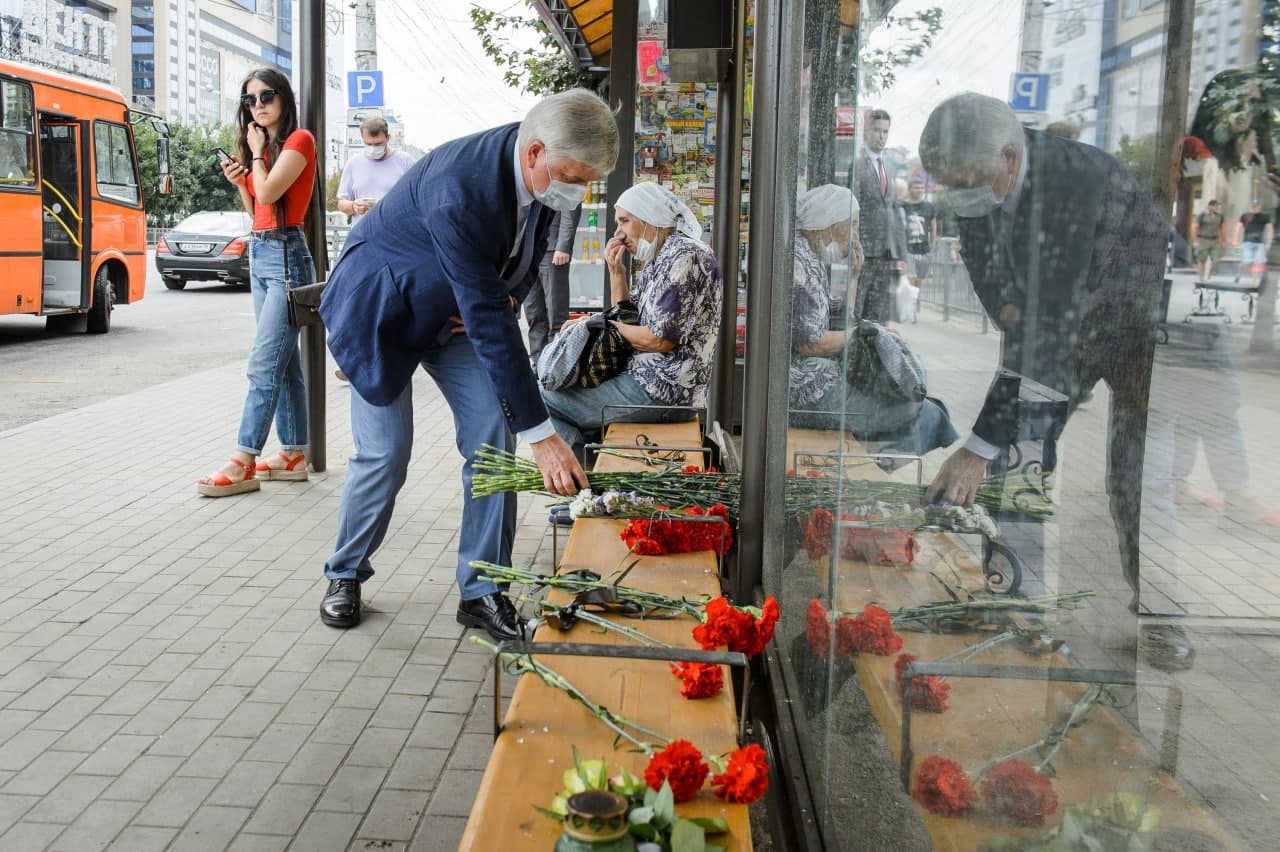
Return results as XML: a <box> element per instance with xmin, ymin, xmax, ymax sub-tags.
<box><xmin>337</xmin><ymin>116</ymin><xmax>415</xmax><ymax>223</ymax></box>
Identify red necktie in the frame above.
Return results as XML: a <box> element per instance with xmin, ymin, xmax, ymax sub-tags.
<box><xmin>877</xmin><ymin>157</ymin><xmax>887</xmax><ymax>194</ymax></box>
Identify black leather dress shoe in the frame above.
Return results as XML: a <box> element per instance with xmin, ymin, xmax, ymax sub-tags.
<box><xmin>1141</xmin><ymin>624</ymin><xmax>1196</xmax><ymax>672</ymax></box>
<box><xmin>321</xmin><ymin>578</ymin><xmax>361</xmax><ymax>628</ymax></box>
<box><xmin>456</xmin><ymin>592</ymin><xmax>525</xmax><ymax>642</ymax></box>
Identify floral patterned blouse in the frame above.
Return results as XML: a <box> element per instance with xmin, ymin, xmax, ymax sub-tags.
<box><xmin>628</xmin><ymin>232</ymin><xmax>723</xmax><ymax>407</ymax></box>
<box><xmin>790</xmin><ymin>237</ymin><xmax>842</xmax><ymax>406</ymax></box>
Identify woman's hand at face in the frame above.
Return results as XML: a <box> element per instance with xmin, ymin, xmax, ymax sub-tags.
<box><xmin>246</xmin><ymin>123</ymin><xmax>267</xmax><ymax>157</ymax></box>
<box><xmin>605</xmin><ymin>234</ymin><xmax>629</xmax><ymax>274</ymax></box>
<box><xmin>221</xmin><ymin>158</ymin><xmax>248</xmax><ymax>187</ymax></box>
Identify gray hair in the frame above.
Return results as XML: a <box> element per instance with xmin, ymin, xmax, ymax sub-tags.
<box><xmin>919</xmin><ymin>93</ymin><xmax>1024</xmax><ymax>177</ymax></box>
<box><xmin>518</xmin><ymin>88</ymin><xmax>619</xmax><ymax>174</ymax></box>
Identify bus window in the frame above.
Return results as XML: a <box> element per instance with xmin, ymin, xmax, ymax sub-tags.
<box><xmin>0</xmin><ymin>79</ymin><xmax>34</xmax><ymax>186</ymax></box>
<box><xmin>93</xmin><ymin>121</ymin><xmax>139</xmax><ymax>205</ymax></box>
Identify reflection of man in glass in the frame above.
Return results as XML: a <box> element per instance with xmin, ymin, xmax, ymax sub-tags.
<box><xmin>919</xmin><ymin>93</ymin><xmax>1167</xmax><ymax>618</ymax></box>
<box><xmin>851</xmin><ymin>109</ymin><xmax>907</xmax><ymax>322</ymax></box>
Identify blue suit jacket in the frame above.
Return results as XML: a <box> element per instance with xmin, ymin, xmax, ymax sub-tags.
<box><xmin>320</xmin><ymin>123</ymin><xmax>553</xmax><ymax>432</ymax></box>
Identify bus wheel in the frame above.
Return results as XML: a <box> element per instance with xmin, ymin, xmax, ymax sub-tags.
<box><xmin>87</xmin><ymin>266</ymin><xmax>114</xmax><ymax>334</ymax></box>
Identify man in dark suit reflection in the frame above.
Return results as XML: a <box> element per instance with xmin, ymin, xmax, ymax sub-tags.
<box><xmin>919</xmin><ymin>93</ymin><xmax>1188</xmax><ymax>667</ymax></box>
<box><xmin>851</xmin><ymin>108</ymin><xmax>907</xmax><ymax>321</ymax></box>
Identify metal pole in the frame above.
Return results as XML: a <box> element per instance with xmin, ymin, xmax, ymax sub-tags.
<box><xmin>709</xmin><ymin>0</ymin><xmax>747</xmax><ymax>431</ymax></box>
<box><xmin>354</xmin><ymin>0</ymin><xmax>378</xmax><ymax>71</ymax></box>
<box><xmin>737</xmin><ymin>0</ymin><xmax>804</xmax><ymax>603</ymax></box>
<box><xmin>299</xmin><ymin>0</ymin><xmax>328</xmax><ymax>471</ymax></box>
<box><xmin>605</xmin><ymin>0</ymin><xmax>639</xmax><ymax>309</ymax></box>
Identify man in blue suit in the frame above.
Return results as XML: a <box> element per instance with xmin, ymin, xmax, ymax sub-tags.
<box><xmin>318</xmin><ymin>90</ymin><xmax>619</xmax><ymax>640</ymax></box>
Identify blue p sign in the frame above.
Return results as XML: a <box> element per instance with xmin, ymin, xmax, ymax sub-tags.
<box><xmin>1009</xmin><ymin>73</ymin><xmax>1050</xmax><ymax>112</ymax></box>
<box><xmin>347</xmin><ymin>71</ymin><xmax>384</xmax><ymax>108</ymax></box>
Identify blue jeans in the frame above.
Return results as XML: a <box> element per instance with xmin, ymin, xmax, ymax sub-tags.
<box><xmin>791</xmin><ymin>384</ymin><xmax>958</xmax><ymax>460</ymax></box>
<box><xmin>324</xmin><ymin>335</ymin><xmax>515</xmax><ymax>601</ymax></box>
<box><xmin>540</xmin><ymin>372</ymin><xmax>693</xmax><ymax>454</ymax></box>
<box><xmin>236</xmin><ymin>229</ymin><xmax>314</xmax><ymax>455</ymax></box>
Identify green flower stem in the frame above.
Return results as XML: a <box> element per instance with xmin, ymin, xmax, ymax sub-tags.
<box><xmin>470</xmin><ymin>636</ymin><xmax>668</xmax><ymax>752</ymax></box>
<box><xmin>888</xmin><ymin>592</ymin><xmax>1095</xmax><ymax>627</ymax></box>
<box><xmin>519</xmin><ymin>597</ymin><xmax>675</xmax><ymax>649</ymax></box>
<box><xmin>474</xmin><ymin>562</ymin><xmax>709</xmax><ymax>620</ymax></box>
<box><xmin>935</xmin><ymin>629</ymin><xmax>1020</xmax><ymax>664</ymax></box>
<box><xmin>969</xmin><ymin>683</ymin><xmax>1113</xmax><ymax>781</ymax></box>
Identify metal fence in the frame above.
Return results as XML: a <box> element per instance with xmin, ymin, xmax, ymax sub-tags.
<box><xmin>918</xmin><ymin>236</ymin><xmax>989</xmax><ymax>331</ymax></box>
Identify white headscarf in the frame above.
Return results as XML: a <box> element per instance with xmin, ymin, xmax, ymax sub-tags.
<box><xmin>796</xmin><ymin>184</ymin><xmax>858</xmax><ymax>231</ymax></box>
<box><xmin>615</xmin><ymin>182</ymin><xmax>702</xmax><ymax>240</ymax></box>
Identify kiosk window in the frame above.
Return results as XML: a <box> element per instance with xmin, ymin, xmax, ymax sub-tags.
<box><xmin>94</xmin><ymin>121</ymin><xmax>139</xmax><ymax>205</ymax></box>
<box><xmin>0</xmin><ymin>80</ymin><xmax>34</xmax><ymax>186</ymax></box>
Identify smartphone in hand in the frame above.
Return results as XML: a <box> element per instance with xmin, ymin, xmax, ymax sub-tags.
<box><xmin>213</xmin><ymin>146</ymin><xmax>234</xmax><ymax>166</ymax></box>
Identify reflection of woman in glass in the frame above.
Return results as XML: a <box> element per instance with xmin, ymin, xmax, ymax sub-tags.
<box><xmin>788</xmin><ymin>184</ymin><xmax>957</xmax><ymax>456</ymax></box>
<box><xmin>0</xmin><ymin>133</ymin><xmax>30</xmax><ymax>181</ymax></box>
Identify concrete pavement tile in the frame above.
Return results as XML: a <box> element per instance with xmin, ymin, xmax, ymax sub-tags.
<box><xmin>423</xmin><ymin>678</ymin><xmax>480</xmax><ymax>715</ymax></box>
<box><xmin>389</xmin><ymin>665</ymin><xmax>442</xmax><ymax>697</ymax></box>
<box><xmin>225</xmin><ymin>833</ymin><xmax>290</xmax><ymax>852</ymax></box>
<box><xmin>246</xmin><ymin>670</ymin><xmax>308</xmax><ymax>705</ymax></box>
<box><xmin>287</xmin><ymin>811</ymin><xmax>361</xmax><ymax>852</ymax></box>
<box><xmin>1</xmin><ymin>747</ymin><xmax>85</xmax><ymax>794</ymax></box>
<box><xmin>0</xmin><ymin>820</ymin><xmax>64</xmax><ymax>850</ymax></box>
<box><xmin>241</xmin><ymin>783</ymin><xmax>322</xmax><ymax>835</ymax></box>
<box><xmin>383</xmin><ymin>748</ymin><xmax>447</xmax><ymax>792</ymax></box>
<box><xmin>106</xmin><ymin>825</ymin><xmax>178</xmax><ymax>851</ymax></box>
<box><xmin>302</xmin><ymin>660</ymin><xmax>359</xmax><ymax>693</ymax></box>
<box><xmin>44</xmin><ymin>795</ymin><xmax>139</xmax><ymax>850</ymax></box>
<box><xmin>374</xmin><ymin>625</ymin><xmax>426</xmax><ymax>652</ymax></box>
<box><xmin>89</xmin><ymin>625</ymin><xmax>150</xmax><ymax>654</ymax></box>
<box><xmin>277</xmin><ymin>690</ymin><xmax>339</xmax><ymax>726</ymax></box>
<box><xmin>118</xmin><ymin>699</ymin><xmax>191</xmax><ymax>736</ymax></box>
<box><xmin>22</xmin><ymin>773</ymin><xmax>111</xmax><ymax>823</ymax></box>
<box><xmin>93</xmin><ymin>680</ymin><xmax>164</xmax><ymax>717</ymax></box>
<box><xmin>194</xmin><ymin>641</ymin><xmax>254</xmax><ymax>671</ymax></box>
<box><xmin>324</xmin><ymin>633</ymin><xmax>378</xmax><ymax>664</ymax></box>
<box><xmin>206</xmin><ymin>761</ymin><xmax>285</xmax><ymax>808</ymax></box>
<box><xmin>52</xmin><ymin>713</ymin><xmax>128</xmax><ymax>752</ymax></box>
<box><xmin>74</xmin><ymin>665</ymin><xmax>142</xmax><ymax>698</ymax></box>
<box><xmin>164</xmin><ymin>627</ymin><xmax>227</xmax><ymax>656</ymax></box>
<box><xmin>242</xmin><ymin>723</ymin><xmax>312</xmax><ymax>763</ymax></box>
<box><xmin>177</xmin><ymin>736</ymin><xmax>252</xmax><ymax>779</ymax></box>
<box><xmin>51</xmin><ymin>650</ymin><xmax>119</xmax><ymax>681</ymax></box>
<box><xmin>335</xmin><ymin>677</ymin><xmax>393</xmax><ymax>711</ymax></box>
<box><xmin>198</xmin><ymin>606</ymin><xmax>255</xmax><ymax>631</ymax></box>
<box><xmin>357</xmin><ymin>649</ymin><xmax>411</xmax><ymax>680</ymax></box>
<box><xmin>146</xmin><ymin>717</ymin><xmax>221</xmax><ymax>757</ymax></box>
<box><xmin>111</xmin><ymin>638</ymin><xmax>172</xmax><ymax>669</ymax></box>
<box><xmin>33</xmin><ymin>635</ymin><xmax>96</xmax><ymax>665</ymax></box>
<box><xmin>135</xmin><ymin>652</ymin><xmax>200</xmax><ymax>682</ymax></box>
<box><xmin>313</xmin><ymin>765</ymin><xmax>386</xmax><ymax>813</ymax></box>
<box><xmin>423</xmin><ymin>769</ymin><xmax>483</xmax><ymax>817</ymax></box>
<box><xmin>156</xmin><ymin>666</ymin><xmax>222</xmax><ymax>701</ymax></box>
<box><xmin>357</xmin><ymin>788</ymin><xmax>430</xmax><ymax>842</ymax></box>
<box><xmin>367</xmin><ymin>695</ymin><xmax>427</xmax><ymax>731</ymax></box>
<box><xmin>219</xmin><ymin>656</ymin><xmax>279</xmax><ymax>689</ymax></box>
<box><xmin>407</xmin><ymin>639</ymin><xmax>455</xmax><ymax>668</ymax></box>
<box><xmin>278</xmin><ymin>742</ymin><xmax>348</xmax><ymax>787</ymax></box>
<box><xmin>73</xmin><ymin>733</ymin><xmax>154</xmax><ymax>776</ymax></box>
<box><xmin>405</xmin><ymin>712</ymin><xmax>465</xmax><ymax>751</ymax></box>
<box><xmin>345</xmin><ymin>727</ymin><xmax>409</xmax><ymax>769</ymax></box>
<box><xmin>215</xmin><ymin>701</ymin><xmax>282</xmax><ymax>739</ymax></box>
<box><xmin>0</xmin><ymin>793</ymin><xmax>38</xmax><ymax>834</ymax></box>
<box><xmin>311</xmin><ymin>706</ymin><xmax>374</xmax><ymax>746</ymax></box>
<box><xmin>440</xmin><ymin>652</ymin><xmax>490</xmax><ymax>683</ymax></box>
<box><xmin>6</xmin><ymin>677</ymin><xmax>78</xmax><ymax>712</ymax></box>
<box><xmin>100</xmin><ymin>755</ymin><xmax>183</xmax><ymax>802</ymax></box>
<box><xmin>142</xmin><ymin>614</ymin><xmax>203</xmax><ymax>642</ymax></box>
<box><xmin>407</xmin><ymin>815</ymin><xmax>465</xmax><ymax>852</ymax></box>
<box><xmin>270</xmin><ymin>644</ymin><xmax>329</xmax><ymax>676</ymax></box>
<box><xmin>444</xmin><ymin>733</ymin><xmax>492</xmax><ymax>772</ymax></box>
<box><xmin>182</xmin><ymin>685</ymin><xmax>251</xmax><ymax>721</ymax></box>
<box><xmin>171</xmin><ymin>804</ymin><xmax>251</xmax><ymax>850</ymax></box>
<box><xmin>132</xmin><ymin>775</ymin><xmax>218</xmax><ymax>827</ymax></box>
<box><xmin>29</xmin><ymin>695</ymin><xmax>106</xmax><ymax>732</ymax></box>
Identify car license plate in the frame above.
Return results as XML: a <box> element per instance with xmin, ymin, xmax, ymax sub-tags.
<box><xmin>178</xmin><ymin>242</ymin><xmax>214</xmax><ymax>253</ymax></box>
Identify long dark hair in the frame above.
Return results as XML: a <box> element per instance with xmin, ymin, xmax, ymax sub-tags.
<box><xmin>236</xmin><ymin>68</ymin><xmax>301</xmax><ymax>231</ymax></box>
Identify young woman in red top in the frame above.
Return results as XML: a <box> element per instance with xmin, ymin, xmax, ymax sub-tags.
<box><xmin>198</xmin><ymin>68</ymin><xmax>317</xmax><ymax>496</ymax></box>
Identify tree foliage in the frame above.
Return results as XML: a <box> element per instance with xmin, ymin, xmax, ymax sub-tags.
<box><xmin>133</xmin><ymin>121</ymin><xmax>242</xmax><ymax>227</ymax></box>
<box><xmin>1113</xmin><ymin>133</ymin><xmax>1159</xmax><ymax>197</ymax></box>
<box><xmin>468</xmin><ymin>2</ymin><xmax>607</xmax><ymax>97</ymax></box>
<box><xmin>858</xmin><ymin>8</ymin><xmax>945</xmax><ymax>97</ymax></box>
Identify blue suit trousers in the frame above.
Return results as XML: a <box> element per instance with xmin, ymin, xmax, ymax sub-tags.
<box><xmin>323</xmin><ymin>334</ymin><xmax>515</xmax><ymax>601</ymax></box>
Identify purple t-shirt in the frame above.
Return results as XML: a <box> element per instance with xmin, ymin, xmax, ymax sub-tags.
<box><xmin>337</xmin><ymin>149</ymin><xmax>415</xmax><ymax>221</ymax></box>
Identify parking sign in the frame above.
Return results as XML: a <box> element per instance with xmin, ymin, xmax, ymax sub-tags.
<box><xmin>1009</xmin><ymin>73</ymin><xmax>1050</xmax><ymax>112</ymax></box>
<box><xmin>347</xmin><ymin>71</ymin><xmax>384</xmax><ymax>108</ymax></box>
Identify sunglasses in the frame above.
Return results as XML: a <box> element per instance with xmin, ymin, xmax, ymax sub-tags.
<box><xmin>240</xmin><ymin>89</ymin><xmax>278</xmax><ymax>109</ymax></box>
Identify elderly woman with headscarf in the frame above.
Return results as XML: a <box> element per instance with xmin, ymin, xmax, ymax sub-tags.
<box><xmin>540</xmin><ymin>182</ymin><xmax>723</xmax><ymax>451</ymax></box>
<box><xmin>790</xmin><ymin>184</ymin><xmax>957</xmax><ymax>456</ymax></box>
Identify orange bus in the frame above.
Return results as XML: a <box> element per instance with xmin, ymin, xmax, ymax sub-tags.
<box><xmin>0</xmin><ymin>58</ymin><xmax>169</xmax><ymax>333</ymax></box>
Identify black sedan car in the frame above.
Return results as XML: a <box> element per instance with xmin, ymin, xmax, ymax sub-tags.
<box><xmin>155</xmin><ymin>211</ymin><xmax>252</xmax><ymax>290</ymax></box>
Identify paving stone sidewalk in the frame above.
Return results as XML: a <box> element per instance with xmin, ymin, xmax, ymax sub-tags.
<box><xmin>0</xmin><ymin>363</ymin><xmax>555</xmax><ymax>851</ymax></box>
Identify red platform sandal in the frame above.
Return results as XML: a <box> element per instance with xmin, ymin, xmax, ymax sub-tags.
<box><xmin>256</xmin><ymin>451</ymin><xmax>309</xmax><ymax>482</ymax></box>
<box><xmin>196</xmin><ymin>457</ymin><xmax>261</xmax><ymax>497</ymax></box>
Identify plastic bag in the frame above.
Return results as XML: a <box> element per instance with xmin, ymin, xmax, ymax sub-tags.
<box><xmin>893</xmin><ymin>274</ymin><xmax>917</xmax><ymax>324</ymax></box>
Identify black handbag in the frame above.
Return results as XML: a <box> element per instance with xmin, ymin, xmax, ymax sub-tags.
<box><xmin>576</xmin><ymin>299</ymin><xmax>640</xmax><ymax>388</ymax></box>
<box><xmin>286</xmin><ymin>280</ymin><xmax>327</xmax><ymax>328</ymax></box>
<box><xmin>845</xmin><ymin>321</ymin><xmax>927</xmax><ymax>403</ymax></box>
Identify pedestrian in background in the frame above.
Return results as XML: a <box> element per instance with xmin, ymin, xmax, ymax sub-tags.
<box><xmin>527</xmin><ymin>202</ymin><xmax>581</xmax><ymax>372</ymax></box>
<box><xmin>900</xmin><ymin>177</ymin><xmax>937</xmax><ymax>321</ymax></box>
<box><xmin>337</xmin><ymin>115</ymin><xmax>414</xmax><ymax>224</ymax></box>
<box><xmin>850</xmin><ymin>108</ymin><xmax>907</xmax><ymax>322</ymax></box>
<box><xmin>197</xmin><ymin>68</ymin><xmax>316</xmax><ymax>497</ymax></box>
<box><xmin>1193</xmin><ymin>199</ymin><xmax>1225</xmax><ymax>283</ymax></box>
<box><xmin>1234</xmin><ymin>199</ymin><xmax>1273</xmax><ymax>287</ymax></box>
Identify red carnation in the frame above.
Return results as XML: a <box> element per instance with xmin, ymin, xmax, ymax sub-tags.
<box><xmin>913</xmin><ymin>755</ymin><xmax>976</xmax><ymax>817</ymax></box>
<box><xmin>835</xmin><ymin>604</ymin><xmax>903</xmax><ymax>656</ymax></box>
<box><xmin>710</xmin><ymin>744</ymin><xmax>769</xmax><ymax>804</ymax></box>
<box><xmin>979</xmin><ymin>760</ymin><xmax>1058</xmax><ymax>826</ymax></box>
<box><xmin>669</xmin><ymin>662</ymin><xmax>724</xmax><ymax>699</ymax></box>
<box><xmin>644</xmin><ymin>740</ymin><xmax>709</xmax><ymax>802</ymax></box>
<box><xmin>806</xmin><ymin>598</ymin><xmax>834</xmax><ymax>657</ymax></box>
<box><xmin>745</xmin><ymin>595</ymin><xmax>780</xmax><ymax>656</ymax></box>
<box><xmin>803</xmin><ymin>508</ymin><xmax>835</xmax><ymax>560</ymax></box>
<box><xmin>632</xmin><ymin>536</ymin><xmax>666</xmax><ymax>555</ymax></box>
<box><xmin>694</xmin><ymin>596</ymin><xmax>777</xmax><ymax>657</ymax></box>
<box><xmin>895</xmin><ymin>653</ymin><xmax>950</xmax><ymax>713</ymax></box>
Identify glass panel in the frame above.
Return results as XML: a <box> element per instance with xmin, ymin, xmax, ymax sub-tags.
<box><xmin>763</xmin><ymin>0</ymin><xmax>1279</xmax><ymax>848</ymax></box>
<box><xmin>94</xmin><ymin>122</ymin><xmax>139</xmax><ymax>205</ymax></box>
<box><xmin>0</xmin><ymin>81</ymin><xmax>35</xmax><ymax>187</ymax></box>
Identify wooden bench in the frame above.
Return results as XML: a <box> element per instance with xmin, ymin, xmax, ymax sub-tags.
<box><xmin>787</xmin><ymin>429</ymin><xmax>1238</xmax><ymax>850</ymax></box>
<box><xmin>460</xmin><ymin>419</ymin><xmax>753</xmax><ymax>850</ymax></box>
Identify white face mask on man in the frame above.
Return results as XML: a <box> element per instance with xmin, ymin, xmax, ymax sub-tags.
<box><xmin>535</xmin><ymin>155</ymin><xmax>588</xmax><ymax>212</ymax></box>
<box><xmin>364</xmin><ymin>143</ymin><xmax>387</xmax><ymax>160</ymax></box>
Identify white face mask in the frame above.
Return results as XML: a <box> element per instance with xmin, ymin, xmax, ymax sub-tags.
<box><xmin>364</xmin><ymin>143</ymin><xmax>387</xmax><ymax>160</ymax></box>
<box><xmin>634</xmin><ymin>224</ymin><xmax>656</xmax><ymax>263</ymax></box>
<box><xmin>948</xmin><ymin>184</ymin><xmax>1001</xmax><ymax>218</ymax></box>
<box><xmin>819</xmin><ymin>240</ymin><xmax>844</xmax><ymax>263</ymax></box>
<box><xmin>536</xmin><ymin>156</ymin><xmax>588</xmax><ymax>212</ymax></box>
